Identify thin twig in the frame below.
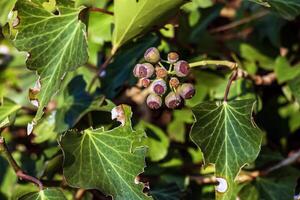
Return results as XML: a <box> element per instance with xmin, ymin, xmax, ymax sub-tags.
<box><xmin>224</xmin><ymin>70</ymin><xmax>238</xmax><ymax>102</ymax></box>
<box><xmin>262</xmin><ymin>149</ymin><xmax>300</xmax><ymax>175</ymax></box>
<box><xmin>89</xmin><ymin>7</ymin><xmax>114</xmax><ymax>16</ymax></box>
<box><xmin>0</xmin><ymin>136</ymin><xmax>44</xmax><ymax>190</ymax></box>
<box><xmin>190</xmin><ymin>149</ymin><xmax>300</xmax><ymax>185</ymax></box>
<box><xmin>210</xmin><ymin>10</ymin><xmax>269</xmax><ymax>33</ymax></box>
<box><xmin>87</xmin><ymin>54</ymin><xmax>114</xmax><ymax>92</ymax></box>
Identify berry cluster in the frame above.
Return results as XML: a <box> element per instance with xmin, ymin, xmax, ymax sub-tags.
<box><xmin>133</xmin><ymin>47</ymin><xmax>195</xmax><ymax>109</ymax></box>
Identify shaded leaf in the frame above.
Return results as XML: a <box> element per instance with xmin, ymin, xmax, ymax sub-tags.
<box><xmin>0</xmin><ymin>98</ymin><xmax>21</xmax><ymax>128</ymax></box>
<box><xmin>60</xmin><ymin>105</ymin><xmax>152</xmax><ymax>200</ymax></box>
<box><xmin>150</xmin><ymin>183</ymin><xmax>182</xmax><ymax>200</ymax></box>
<box><xmin>101</xmin><ymin>35</ymin><xmax>159</xmax><ymax>99</ymax></box>
<box><xmin>190</xmin><ymin>99</ymin><xmax>263</xmax><ymax>200</ymax></box>
<box><xmin>288</xmin><ymin>75</ymin><xmax>300</xmax><ymax>105</ymax></box>
<box><xmin>19</xmin><ymin>188</ymin><xmax>67</xmax><ymax>200</ymax></box>
<box><xmin>13</xmin><ymin>0</ymin><xmax>88</xmax><ymax>123</ymax></box>
<box><xmin>251</xmin><ymin>0</ymin><xmax>300</xmax><ymax>20</ymax></box>
<box><xmin>136</xmin><ymin>121</ymin><xmax>170</xmax><ymax>162</ymax></box>
<box><xmin>112</xmin><ymin>0</ymin><xmax>186</xmax><ymax>52</ymax></box>
<box><xmin>55</xmin><ymin>75</ymin><xmax>106</xmax><ymax>132</ymax></box>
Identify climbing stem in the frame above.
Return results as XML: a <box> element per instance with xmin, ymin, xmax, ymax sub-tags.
<box><xmin>189</xmin><ymin>60</ymin><xmax>238</xmax><ymax>70</ymax></box>
<box><xmin>223</xmin><ymin>70</ymin><xmax>238</xmax><ymax>102</ymax></box>
<box><xmin>0</xmin><ymin>136</ymin><xmax>44</xmax><ymax>190</ymax></box>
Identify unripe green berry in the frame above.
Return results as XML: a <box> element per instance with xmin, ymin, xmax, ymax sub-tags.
<box><xmin>174</xmin><ymin>60</ymin><xmax>190</xmax><ymax>77</ymax></box>
<box><xmin>144</xmin><ymin>47</ymin><xmax>160</xmax><ymax>63</ymax></box>
<box><xmin>151</xmin><ymin>79</ymin><xmax>167</xmax><ymax>95</ymax></box>
<box><xmin>146</xmin><ymin>94</ymin><xmax>162</xmax><ymax>109</ymax></box>
<box><xmin>167</xmin><ymin>52</ymin><xmax>179</xmax><ymax>63</ymax></box>
<box><xmin>178</xmin><ymin>83</ymin><xmax>195</xmax><ymax>99</ymax></box>
<box><xmin>165</xmin><ymin>92</ymin><xmax>181</xmax><ymax>109</ymax></box>
<box><xmin>133</xmin><ymin>63</ymin><xmax>154</xmax><ymax>78</ymax></box>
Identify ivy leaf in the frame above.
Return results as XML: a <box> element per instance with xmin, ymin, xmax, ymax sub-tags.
<box><xmin>250</xmin><ymin>0</ymin><xmax>300</xmax><ymax>20</ymax></box>
<box><xmin>19</xmin><ymin>188</ymin><xmax>67</xmax><ymax>200</ymax></box>
<box><xmin>55</xmin><ymin>75</ymin><xmax>106</xmax><ymax>133</ymax></box>
<box><xmin>0</xmin><ymin>0</ymin><xmax>17</xmax><ymax>26</ymax></box>
<box><xmin>190</xmin><ymin>99</ymin><xmax>263</xmax><ymax>200</ymax></box>
<box><xmin>150</xmin><ymin>183</ymin><xmax>182</xmax><ymax>200</ymax></box>
<box><xmin>13</xmin><ymin>0</ymin><xmax>88</xmax><ymax>124</ymax></box>
<box><xmin>274</xmin><ymin>57</ymin><xmax>300</xmax><ymax>84</ymax></box>
<box><xmin>288</xmin><ymin>75</ymin><xmax>300</xmax><ymax>105</ymax></box>
<box><xmin>0</xmin><ymin>98</ymin><xmax>21</xmax><ymax>128</ymax></box>
<box><xmin>112</xmin><ymin>0</ymin><xmax>187</xmax><ymax>52</ymax></box>
<box><xmin>101</xmin><ymin>34</ymin><xmax>159</xmax><ymax>99</ymax></box>
<box><xmin>60</xmin><ymin>105</ymin><xmax>152</xmax><ymax>200</ymax></box>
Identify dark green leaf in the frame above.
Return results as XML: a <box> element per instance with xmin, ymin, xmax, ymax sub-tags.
<box><xmin>55</xmin><ymin>75</ymin><xmax>106</xmax><ymax>132</ymax></box>
<box><xmin>288</xmin><ymin>75</ymin><xmax>300</xmax><ymax>105</ymax></box>
<box><xmin>13</xmin><ymin>0</ymin><xmax>88</xmax><ymax>124</ymax></box>
<box><xmin>60</xmin><ymin>105</ymin><xmax>152</xmax><ymax>200</ymax></box>
<box><xmin>191</xmin><ymin>99</ymin><xmax>263</xmax><ymax>200</ymax></box>
<box><xmin>251</xmin><ymin>0</ymin><xmax>300</xmax><ymax>20</ymax></box>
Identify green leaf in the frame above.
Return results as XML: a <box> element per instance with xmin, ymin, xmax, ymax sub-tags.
<box><xmin>150</xmin><ymin>183</ymin><xmax>182</xmax><ymax>200</ymax></box>
<box><xmin>101</xmin><ymin>35</ymin><xmax>159</xmax><ymax>99</ymax></box>
<box><xmin>255</xmin><ymin>167</ymin><xmax>300</xmax><ymax>200</ymax></box>
<box><xmin>55</xmin><ymin>75</ymin><xmax>105</xmax><ymax>132</ymax></box>
<box><xmin>251</xmin><ymin>0</ymin><xmax>300</xmax><ymax>20</ymax></box>
<box><xmin>274</xmin><ymin>57</ymin><xmax>300</xmax><ymax>84</ymax></box>
<box><xmin>13</xmin><ymin>0</ymin><xmax>88</xmax><ymax>124</ymax></box>
<box><xmin>0</xmin><ymin>98</ymin><xmax>21</xmax><ymax>128</ymax></box>
<box><xmin>167</xmin><ymin>109</ymin><xmax>194</xmax><ymax>143</ymax></box>
<box><xmin>112</xmin><ymin>0</ymin><xmax>186</xmax><ymax>52</ymax></box>
<box><xmin>0</xmin><ymin>0</ymin><xmax>16</xmax><ymax>26</ymax></box>
<box><xmin>288</xmin><ymin>75</ymin><xmax>300</xmax><ymax>105</ymax></box>
<box><xmin>19</xmin><ymin>188</ymin><xmax>67</xmax><ymax>200</ymax></box>
<box><xmin>240</xmin><ymin>44</ymin><xmax>274</xmax><ymax>71</ymax></box>
<box><xmin>136</xmin><ymin>121</ymin><xmax>170</xmax><ymax>162</ymax></box>
<box><xmin>60</xmin><ymin>105</ymin><xmax>152</xmax><ymax>200</ymax></box>
<box><xmin>190</xmin><ymin>99</ymin><xmax>263</xmax><ymax>200</ymax></box>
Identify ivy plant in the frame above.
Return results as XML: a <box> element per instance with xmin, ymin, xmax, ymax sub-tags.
<box><xmin>0</xmin><ymin>0</ymin><xmax>300</xmax><ymax>200</ymax></box>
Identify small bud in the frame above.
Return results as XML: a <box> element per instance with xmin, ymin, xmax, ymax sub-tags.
<box><xmin>144</xmin><ymin>47</ymin><xmax>160</xmax><ymax>63</ymax></box>
<box><xmin>174</xmin><ymin>60</ymin><xmax>190</xmax><ymax>77</ymax></box>
<box><xmin>178</xmin><ymin>83</ymin><xmax>195</xmax><ymax>99</ymax></box>
<box><xmin>165</xmin><ymin>92</ymin><xmax>181</xmax><ymax>109</ymax></box>
<box><xmin>133</xmin><ymin>63</ymin><xmax>154</xmax><ymax>78</ymax></box>
<box><xmin>146</xmin><ymin>94</ymin><xmax>162</xmax><ymax>109</ymax></box>
<box><xmin>155</xmin><ymin>67</ymin><xmax>168</xmax><ymax>78</ymax></box>
<box><xmin>151</xmin><ymin>79</ymin><xmax>167</xmax><ymax>95</ymax></box>
<box><xmin>141</xmin><ymin>78</ymin><xmax>151</xmax><ymax>88</ymax></box>
<box><xmin>167</xmin><ymin>52</ymin><xmax>179</xmax><ymax>63</ymax></box>
<box><xmin>169</xmin><ymin>77</ymin><xmax>180</xmax><ymax>88</ymax></box>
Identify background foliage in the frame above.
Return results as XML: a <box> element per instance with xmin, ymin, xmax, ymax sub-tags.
<box><xmin>0</xmin><ymin>0</ymin><xmax>300</xmax><ymax>200</ymax></box>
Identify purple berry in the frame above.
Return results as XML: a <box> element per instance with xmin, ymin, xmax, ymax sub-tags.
<box><xmin>133</xmin><ymin>63</ymin><xmax>154</xmax><ymax>78</ymax></box>
<box><xmin>144</xmin><ymin>47</ymin><xmax>160</xmax><ymax>63</ymax></box>
<box><xmin>146</xmin><ymin>94</ymin><xmax>162</xmax><ymax>109</ymax></box>
<box><xmin>174</xmin><ymin>60</ymin><xmax>190</xmax><ymax>77</ymax></box>
<box><xmin>165</xmin><ymin>92</ymin><xmax>181</xmax><ymax>109</ymax></box>
<box><xmin>178</xmin><ymin>83</ymin><xmax>195</xmax><ymax>99</ymax></box>
<box><xmin>151</xmin><ymin>79</ymin><xmax>167</xmax><ymax>95</ymax></box>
